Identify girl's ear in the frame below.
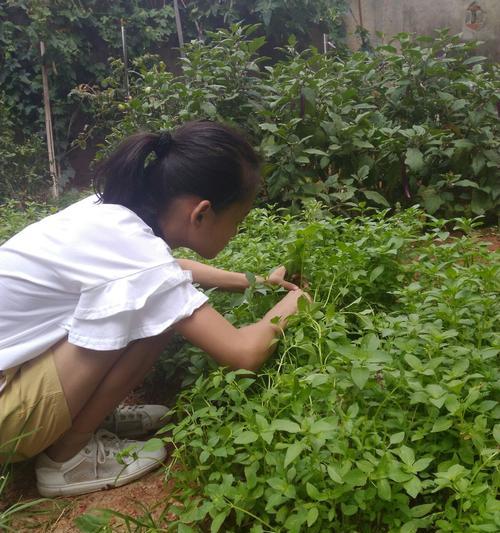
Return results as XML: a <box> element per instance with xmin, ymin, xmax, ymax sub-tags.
<box><xmin>190</xmin><ymin>200</ymin><xmax>212</xmax><ymax>226</ymax></box>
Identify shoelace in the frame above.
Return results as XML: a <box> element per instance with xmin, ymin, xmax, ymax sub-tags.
<box><xmin>104</xmin><ymin>405</ymin><xmax>149</xmax><ymax>424</ymax></box>
<box><xmin>118</xmin><ymin>405</ymin><xmax>146</xmax><ymax>420</ymax></box>
<box><xmin>86</xmin><ymin>430</ymin><xmax>126</xmax><ymax>477</ymax></box>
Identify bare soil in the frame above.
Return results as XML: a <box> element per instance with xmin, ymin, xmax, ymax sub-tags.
<box><xmin>2</xmin><ymin>377</ymin><xmax>178</xmax><ymax>532</ymax></box>
<box><xmin>4</xmin><ymin>463</ymin><xmax>174</xmax><ymax>532</ymax></box>
<box><xmin>475</xmin><ymin>228</ymin><xmax>500</xmax><ymax>252</ymax></box>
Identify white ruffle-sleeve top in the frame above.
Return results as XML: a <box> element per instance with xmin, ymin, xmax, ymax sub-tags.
<box><xmin>0</xmin><ymin>195</ymin><xmax>208</xmax><ymax>373</ymax></box>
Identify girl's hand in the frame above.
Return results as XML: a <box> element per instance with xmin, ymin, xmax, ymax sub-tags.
<box><xmin>265</xmin><ymin>265</ymin><xmax>299</xmax><ymax>291</ymax></box>
<box><xmin>264</xmin><ymin>287</ymin><xmax>311</xmax><ymax>329</ymax></box>
<box><xmin>174</xmin><ymin>288</ymin><xmax>312</xmax><ymax>372</ymax></box>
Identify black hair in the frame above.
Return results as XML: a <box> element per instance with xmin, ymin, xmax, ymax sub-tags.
<box><xmin>93</xmin><ymin>120</ymin><xmax>260</xmax><ymax>235</ymax></box>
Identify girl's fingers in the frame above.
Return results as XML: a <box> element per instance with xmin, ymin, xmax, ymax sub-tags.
<box><xmin>281</xmin><ymin>280</ymin><xmax>299</xmax><ymax>290</ymax></box>
<box><xmin>267</xmin><ymin>265</ymin><xmax>286</xmax><ymax>282</ymax></box>
<box><xmin>267</xmin><ymin>265</ymin><xmax>300</xmax><ymax>290</ymax></box>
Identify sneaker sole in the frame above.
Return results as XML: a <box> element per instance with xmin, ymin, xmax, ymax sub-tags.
<box><xmin>36</xmin><ymin>455</ymin><xmax>165</xmax><ymax>497</ymax></box>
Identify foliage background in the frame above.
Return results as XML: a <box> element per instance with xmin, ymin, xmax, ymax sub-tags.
<box><xmin>77</xmin><ymin>26</ymin><xmax>500</xmax><ymax>221</ymax></box>
<box><xmin>0</xmin><ymin>0</ymin><xmax>348</xmax><ymax>196</ymax></box>
<box><xmin>1</xmin><ymin>1</ymin><xmax>498</xmax><ymax>222</ymax></box>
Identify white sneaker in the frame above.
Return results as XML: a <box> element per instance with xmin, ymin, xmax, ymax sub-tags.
<box><xmin>35</xmin><ymin>429</ymin><xmax>166</xmax><ymax>497</ymax></box>
<box><xmin>99</xmin><ymin>404</ymin><xmax>169</xmax><ymax>438</ymax></box>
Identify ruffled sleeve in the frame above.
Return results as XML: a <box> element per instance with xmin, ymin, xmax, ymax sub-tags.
<box><xmin>66</xmin><ymin>263</ymin><xmax>208</xmax><ymax>350</ymax></box>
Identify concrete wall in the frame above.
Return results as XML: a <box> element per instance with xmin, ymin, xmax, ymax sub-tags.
<box><xmin>345</xmin><ymin>0</ymin><xmax>500</xmax><ymax>60</ymax></box>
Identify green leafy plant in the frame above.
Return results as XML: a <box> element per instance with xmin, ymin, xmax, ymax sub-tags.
<box><xmin>83</xmin><ymin>26</ymin><xmax>499</xmax><ymax>219</ymax></box>
<box><xmin>77</xmin><ymin>204</ymin><xmax>499</xmax><ymax>532</ymax></box>
<box><xmin>151</xmin><ymin>205</ymin><xmax>499</xmax><ymax>532</ymax></box>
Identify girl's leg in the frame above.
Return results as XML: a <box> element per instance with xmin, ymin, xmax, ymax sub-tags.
<box><xmin>46</xmin><ymin>332</ymin><xmax>172</xmax><ymax>462</ymax></box>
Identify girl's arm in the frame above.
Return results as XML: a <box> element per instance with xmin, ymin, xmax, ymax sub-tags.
<box><xmin>176</xmin><ymin>258</ymin><xmax>298</xmax><ymax>292</ymax></box>
<box><xmin>173</xmin><ymin>289</ymin><xmax>306</xmax><ymax>371</ymax></box>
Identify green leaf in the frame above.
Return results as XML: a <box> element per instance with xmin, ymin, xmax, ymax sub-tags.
<box><xmin>303</xmin><ymin>148</ymin><xmax>329</xmax><ymax>156</ymax></box>
<box><xmin>271</xmin><ymin>419</ymin><xmax>301</xmax><ymax>433</ymax></box>
<box><xmin>399</xmin><ymin>446</ymin><xmax>415</xmax><ymax>466</ymax></box>
<box><xmin>211</xmin><ymin>510</ymin><xmax>230</xmax><ymax>533</ymax></box>
<box><xmin>343</xmin><ymin>468</ymin><xmax>367</xmax><ymax>487</ymax></box>
<box><xmin>400</xmin><ymin>520</ymin><xmax>420</xmax><ymax>533</ymax></box>
<box><xmin>74</xmin><ymin>511</ymin><xmax>113</xmax><ymax>531</ymax></box>
<box><xmin>463</xmin><ymin>55</ymin><xmax>487</xmax><ymax>65</ymax></box>
<box><xmin>454</xmin><ymin>179</ymin><xmax>479</xmax><ymax>189</ymax></box>
<box><xmin>445</xmin><ymin>395</ymin><xmax>461</xmax><ymax>414</ymax></box>
<box><xmin>307</xmin><ymin>507</ymin><xmax>319</xmax><ymax>527</ymax></box>
<box><xmin>201</xmin><ymin>101</ymin><xmax>217</xmax><ymax>117</ymax></box>
<box><xmin>351</xmin><ymin>367</ymin><xmax>369</xmax><ymax>389</ymax></box>
<box><xmin>284</xmin><ymin>509</ymin><xmax>308</xmax><ymax>531</ymax></box>
<box><xmin>234</xmin><ymin>431</ymin><xmax>258</xmax><ymax>444</ymax></box>
<box><xmin>369</xmin><ymin>265</ymin><xmax>385</xmax><ymax>282</ymax></box>
<box><xmin>388</xmin><ymin>467</ymin><xmax>413</xmax><ymax>483</ymax></box>
<box><xmin>259</xmin><ymin>123</ymin><xmax>278</xmax><ymax>132</ymax></box>
<box><xmin>410</xmin><ymin>503</ymin><xmax>435</xmax><ymax>518</ymax></box>
<box><xmin>352</xmin><ymin>139</ymin><xmax>374</xmax><ymax>149</ymax></box>
<box><xmin>493</xmin><ymin>424</ymin><xmax>500</xmax><ymax>444</ymax></box>
<box><xmin>178</xmin><ymin>524</ymin><xmax>196</xmax><ymax>533</ymax></box>
<box><xmin>199</xmin><ymin>449</ymin><xmax>210</xmax><ymax>463</ymax></box>
<box><xmin>363</xmin><ymin>190</ymin><xmax>390</xmax><ymax>207</ymax></box>
<box><xmin>141</xmin><ymin>438</ymin><xmax>165</xmax><ymax>453</ymax></box>
<box><xmin>266</xmin><ymin>477</ymin><xmax>287</xmax><ymax>492</ymax></box>
<box><xmin>390</xmin><ymin>432</ymin><xmax>405</xmax><ymax>445</ymax></box>
<box><xmin>405</xmin><ymin>354</ymin><xmax>423</xmax><ymax>371</ymax></box>
<box><xmin>405</xmin><ymin>147</ymin><xmax>425</xmax><ymax>172</ymax></box>
<box><xmin>404</xmin><ymin>476</ymin><xmax>422</xmax><ymax>498</ymax></box>
<box><xmin>422</xmin><ymin>193</ymin><xmax>443</xmax><ymax>214</ymax></box>
<box><xmin>284</xmin><ymin>441</ymin><xmax>304</xmax><ymax>468</ymax></box>
<box><xmin>412</xmin><ymin>457</ymin><xmax>433</xmax><ymax>472</ymax></box>
<box><xmin>454</xmin><ymin>139</ymin><xmax>474</xmax><ymax>150</ymax></box>
<box><xmin>309</xmin><ymin>420</ymin><xmax>337</xmax><ymax>434</ymax></box>
<box><xmin>306</xmin><ymin>482</ymin><xmax>322</xmax><ymax>500</ymax></box>
<box><xmin>431</xmin><ymin>417</ymin><xmax>453</xmax><ymax>433</ymax></box>
<box><xmin>377</xmin><ymin>478</ymin><xmax>392</xmax><ymax>501</ymax></box>
<box><xmin>327</xmin><ymin>464</ymin><xmax>344</xmax><ymax>483</ymax></box>
<box><xmin>245</xmin><ymin>462</ymin><xmax>258</xmax><ymax>489</ymax></box>
<box><xmin>471</xmin><ymin>155</ymin><xmax>486</xmax><ymax>175</ymax></box>
<box><xmin>340</xmin><ymin>503</ymin><xmax>358</xmax><ymax>516</ymax></box>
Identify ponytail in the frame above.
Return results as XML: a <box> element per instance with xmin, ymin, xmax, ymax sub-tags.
<box><xmin>94</xmin><ymin>132</ymin><xmax>160</xmax><ymax>209</ymax></box>
<box><xmin>94</xmin><ymin>121</ymin><xmax>260</xmax><ymax>236</ymax></box>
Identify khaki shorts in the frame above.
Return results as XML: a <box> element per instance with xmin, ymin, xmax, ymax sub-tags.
<box><xmin>0</xmin><ymin>350</ymin><xmax>72</xmax><ymax>463</ymax></box>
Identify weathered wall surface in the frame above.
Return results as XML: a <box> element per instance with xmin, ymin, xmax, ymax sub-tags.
<box><xmin>344</xmin><ymin>0</ymin><xmax>500</xmax><ymax>60</ymax></box>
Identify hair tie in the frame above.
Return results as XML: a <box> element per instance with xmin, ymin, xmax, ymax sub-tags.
<box><xmin>154</xmin><ymin>131</ymin><xmax>172</xmax><ymax>159</ymax></box>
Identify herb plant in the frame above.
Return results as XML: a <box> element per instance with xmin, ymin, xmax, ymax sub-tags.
<box><xmin>156</xmin><ymin>205</ymin><xmax>499</xmax><ymax>532</ymax></box>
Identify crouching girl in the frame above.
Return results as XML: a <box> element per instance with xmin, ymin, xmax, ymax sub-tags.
<box><xmin>0</xmin><ymin>120</ymin><xmax>306</xmax><ymax>496</ymax></box>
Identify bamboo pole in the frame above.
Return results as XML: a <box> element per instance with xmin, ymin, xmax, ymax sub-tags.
<box><xmin>358</xmin><ymin>0</ymin><xmax>364</xmax><ymax>29</ymax></box>
<box><xmin>40</xmin><ymin>41</ymin><xmax>59</xmax><ymax>199</ymax></box>
<box><xmin>120</xmin><ymin>19</ymin><xmax>130</xmax><ymax>99</ymax></box>
<box><xmin>173</xmin><ymin>0</ymin><xmax>185</xmax><ymax>57</ymax></box>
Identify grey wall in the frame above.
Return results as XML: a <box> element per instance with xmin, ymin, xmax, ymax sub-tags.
<box><xmin>344</xmin><ymin>0</ymin><xmax>500</xmax><ymax>60</ymax></box>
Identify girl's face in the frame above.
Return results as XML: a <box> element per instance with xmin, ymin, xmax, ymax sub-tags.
<box><xmin>195</xmin><ymin>195</ymin><xmax>254</xmax><ymax>259</ymax></box>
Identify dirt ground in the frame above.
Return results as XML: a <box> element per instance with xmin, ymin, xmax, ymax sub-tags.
<box><xmin>476</xmin><ymin>228</ymin><xmax>500</xmax><ymax>252</ymax></box>
<box><xmin>2</xmin><ymin>379</ymin><xmax>178</xmax><ymax>531</ymax></box>
<box><xmin>4</xmin><ymin>463</ymin><xmax>174</xmax><ymax>531</ymax></box>
<box><xmin>3</xmin><ymin>228</ymin><xmax>498</xmax><ymax>531</ymax></box>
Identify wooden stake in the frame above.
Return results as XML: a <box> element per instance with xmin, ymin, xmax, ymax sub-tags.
<box><xmin>173</xmin><ymin>0</ymin><xmax>185</xmax><ymax>57</ymax></box>
<box><xmin>120</xmin><ymin>19</ymin><xmax>130</xmax><ymax>99</ymax></box>
<box><xmin>40</xmin><ymin>41</ymin><xmax>59</xmax><ymax>199</ymax></box>
<box><xmin>358</xmin><ymin>0</ymin><xmax>364</xmax><ymax>29</ymax></box>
